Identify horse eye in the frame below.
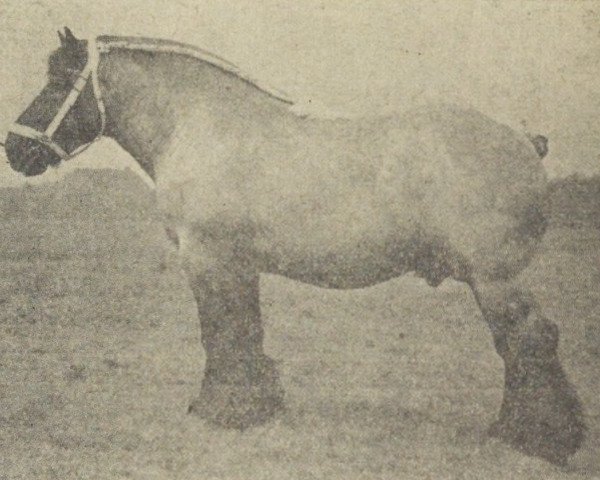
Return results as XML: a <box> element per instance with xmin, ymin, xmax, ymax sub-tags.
<box><xmin>64</xmin><ymin>68</ymin><xmax>81</xmax><ymax>76</ymax></box>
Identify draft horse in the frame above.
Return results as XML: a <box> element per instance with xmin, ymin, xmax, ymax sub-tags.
<box><xmin>4</xmin><ymin>28</ymin><xmax>585</xmax><ymax>465</ymax></box>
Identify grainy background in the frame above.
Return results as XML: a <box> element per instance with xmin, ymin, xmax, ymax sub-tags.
<box><xmin>0</xmin><ymin>1</ymin><xmax>599</xmax><ymax>479</ymax></box>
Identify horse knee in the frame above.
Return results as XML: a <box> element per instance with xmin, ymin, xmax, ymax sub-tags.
<box><xmin>469</xmin><ymin>280</ymin><xmax>549</xmax><ymax>357</ymax></box>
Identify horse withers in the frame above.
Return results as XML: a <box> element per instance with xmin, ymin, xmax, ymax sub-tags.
<box><xmin>3</xmin><ymin>28</ymin><xmax>585</xmax><ymax>466</ymax></box>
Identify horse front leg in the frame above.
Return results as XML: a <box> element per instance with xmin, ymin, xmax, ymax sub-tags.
<box><xmin>183</xmin><ymin>244</ymin><xmax>284</xmax><ymax>429</ymax></box>
<box><xmin>469</xmin><ymin>278</ymin><xmax>585</xmax><ymax>465</ymax></box>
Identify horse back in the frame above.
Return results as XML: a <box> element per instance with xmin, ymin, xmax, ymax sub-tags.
<box><xmin>247</xmin><ymin>103</ymin><xmax>548</xmax><ymax>283</ymax></box>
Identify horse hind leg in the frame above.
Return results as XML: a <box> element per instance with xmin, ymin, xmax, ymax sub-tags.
<box><xmin>469</xmin><ymin>278</ymin><xmax>585</xmax><ymax>465</ymax></box>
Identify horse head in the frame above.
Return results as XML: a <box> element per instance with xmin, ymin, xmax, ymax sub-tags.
<box><xmin>4</xmin><ymin>28</ymin><xmax>105</xmax><ymax>176</ymax></box>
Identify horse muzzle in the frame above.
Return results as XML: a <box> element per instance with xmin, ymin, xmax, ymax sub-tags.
<box><xmin>3</xmin><ymin>132</ymin><xmax>61</xmax><ymax>176</ymax></box>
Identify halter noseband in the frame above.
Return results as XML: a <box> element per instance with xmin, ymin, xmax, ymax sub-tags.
<box><xmin>8</xmin><ymin>38</ymin><xmax>106</xmax><ymax>160</ymax></box>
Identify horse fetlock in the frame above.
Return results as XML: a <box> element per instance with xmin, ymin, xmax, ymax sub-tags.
<box><xmin>204</xmin><ymin>353</ymin><xmax>279</xmax><ymax>385</ymax></box>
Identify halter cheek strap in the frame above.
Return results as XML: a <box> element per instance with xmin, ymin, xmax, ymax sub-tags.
<box><xmin>8</xmin><ymin>37</ymin><xmax>106</xmax><ymax>160</ymax></box>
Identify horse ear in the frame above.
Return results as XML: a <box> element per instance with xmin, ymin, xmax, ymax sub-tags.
<box><xmin>58</xmin><ymin>30</ymin><xmax>66</xmax><ymax>46</ymax></box>
<box><xmin>63</xmin><ymin>27</ymin><xmax>78</xmax><ymax>45</ymax></box>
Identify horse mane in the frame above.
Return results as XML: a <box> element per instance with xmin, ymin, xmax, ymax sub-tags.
<box><xmin>96</xmin><ymin>35</ymin><xmax>294</xmax><ymax>106</ymax></box>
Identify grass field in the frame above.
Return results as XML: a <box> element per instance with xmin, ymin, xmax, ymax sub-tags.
<box><xmin>0</xmin><ymin>202</ymin><xmax>598</xmax><ymax>478</ymax></box>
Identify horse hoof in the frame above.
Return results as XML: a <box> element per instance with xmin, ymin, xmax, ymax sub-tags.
<box><xmin>487</xmin><ymin>399</ymin><xmax>585</xmax><ymax>466</ymax></box>
<box><xmin>188</xmin><ymin>380</ymin><xmax>284</xmax><ymax>430</ymax></box>
<box><xmin>189</xmin><ymin>357</ymin><xmax>285</xmax><ymax>430</ymax></box>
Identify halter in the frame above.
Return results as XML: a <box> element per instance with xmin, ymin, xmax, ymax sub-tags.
<box><xmin>8</xmin><ymin>38</ymin><xmax>106</xmax><ymax>159</ymax></box>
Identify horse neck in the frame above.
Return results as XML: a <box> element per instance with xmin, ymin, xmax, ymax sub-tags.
<box><xmin>98</xmin><ymin>48</ymin><xmax>290</xmax><ymax>181</ymax></box>
<box><xmin>98</xmin><ymin>49</ymin><xmax>192</xmax><ymax>179</ymax></box>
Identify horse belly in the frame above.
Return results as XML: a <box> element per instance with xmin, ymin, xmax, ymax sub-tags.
<box><xmin>255</xmin><ymin>196</ymin><xmax>416</xmax><ymax>289</ymax></box>
<box><xmin>261</xmin><ymin>236</ymin><xmax>416</xmax><ymax>290</ymax></box>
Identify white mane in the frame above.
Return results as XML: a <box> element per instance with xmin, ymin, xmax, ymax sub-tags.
<box><xmin>96</xmin><ymin>35</ymin><xmax>294</xmax><ymax>105</ymax></box>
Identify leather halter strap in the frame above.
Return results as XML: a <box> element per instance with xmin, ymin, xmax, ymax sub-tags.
<box><xmin>8</xmin><ymin>38</ymin><xmax>106</xmax><ymax>159</ymax></box>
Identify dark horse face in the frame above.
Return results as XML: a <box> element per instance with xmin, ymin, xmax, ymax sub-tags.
<box><xmin>4</xmin><ymin>28</ymin><xmax>103</xmax><ymax>176</ymax></box>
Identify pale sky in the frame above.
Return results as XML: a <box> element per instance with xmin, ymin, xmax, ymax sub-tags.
<box><xmin>0</xmin><ymin>0</ymin><xmax>598</xmax><ymax>186</ymax></box>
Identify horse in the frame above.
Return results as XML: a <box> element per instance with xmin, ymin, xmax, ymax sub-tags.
<box><xmin>3</xmin><ymin>28</ymin><xmax>585</xmax><ymax>466</ymax></box>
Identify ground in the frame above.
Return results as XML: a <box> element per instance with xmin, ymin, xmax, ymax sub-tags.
<box><xmin>0</xmin><ymin>214</ymin><xmax>597</xmax><ymax>479</ymax></box>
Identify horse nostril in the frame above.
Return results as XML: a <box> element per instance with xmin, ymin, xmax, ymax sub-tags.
<box><xmin>3</xmin><ymin>133</ymin><xmax>56</xmax><ymax>175</ymax></box>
